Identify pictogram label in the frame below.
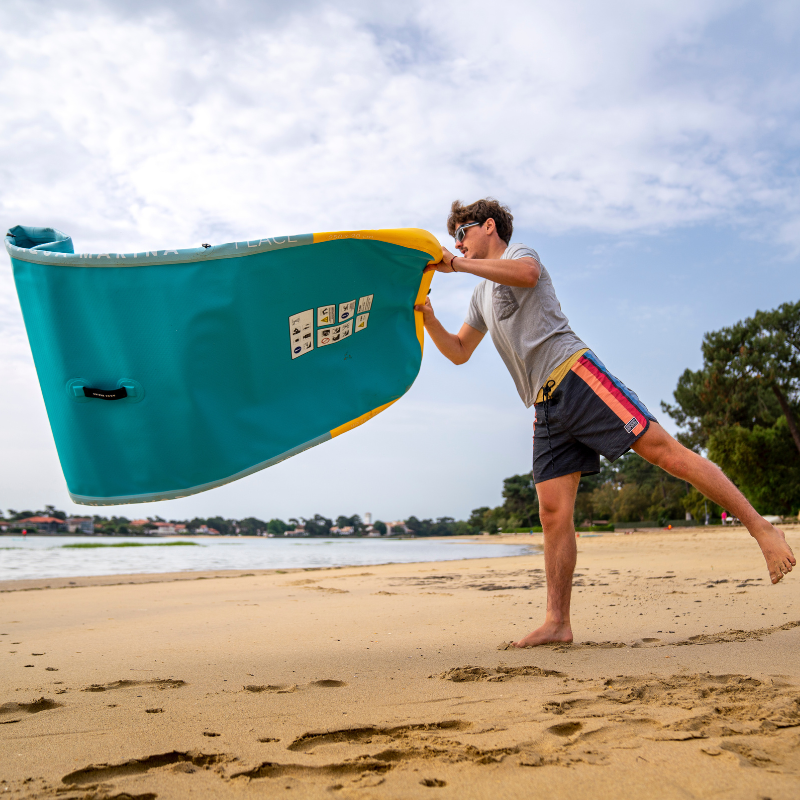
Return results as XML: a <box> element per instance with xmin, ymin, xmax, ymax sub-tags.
<box><xmin>317</xmin><ymin>305</ymin><xmax>335</xmax><ymax>326</ymax></box>
<box><xmin>289</xmin><ymin>309</ymin><xmax>314</xmax><ymax>359</ymax></box>
<box><xmin>318</xmin><ymin>319</ymin><xmax>353</xmax><ymax>347</ymax></box>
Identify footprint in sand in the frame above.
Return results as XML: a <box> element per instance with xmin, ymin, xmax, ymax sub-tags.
<box><xmin>1</xmin><ymin>698</ymin><xmax>63</xmax><ymax>720</ymax></box>
<box><xmin>244</xmin><ymin>684</ymin><xmax>297</xmax><ymax>693</ymax></box>
<box><xmin>82</xmin><ymin>678</ymin><xmax>186</xmax><ymax>692</ymax></box>
<box><xmin>436</xmin><ymin>665</ymin><xmax>564</xmax><ymax>683</ymax></box>
<box><xmin>630</xmin><ymin>637</ymin><xmax>662</xmax><ymax>648</ymax></box>
<box><xmin>547</xmin><ymin>721</ymin><xmax>583</xmax><ymax>737</ymax></box>
<box><xmin>243</xmin><ymin>680</ymin><xmax>346</xmax><ymax>692</ymax></box>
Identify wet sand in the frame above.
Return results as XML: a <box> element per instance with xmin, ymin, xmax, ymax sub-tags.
<box><xmin>2</xmin><ymin>525</ymin><xmax>799</xmax><ymax>799</ymax></box>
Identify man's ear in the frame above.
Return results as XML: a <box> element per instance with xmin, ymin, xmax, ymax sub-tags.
<box><xmin>484</xmin><ymin>218</ymin><xmax>496</xmax><ymax>235</ymax></box>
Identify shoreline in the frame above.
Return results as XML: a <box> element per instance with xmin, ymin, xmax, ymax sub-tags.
<box><xmin>0</xmin><ymin>536</ymin><xmax>540</xmax><ymax>593</ymax></box>
<box><xmin>3</xmin><ymin>525</ymin><xmax>797</xmax><ymax>593</ymax></box>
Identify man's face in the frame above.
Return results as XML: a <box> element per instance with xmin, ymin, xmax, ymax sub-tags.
<box><xmin>454</xmin><ymin>220</ymin><xmax>490</xmax><ymax>259</ymax></box>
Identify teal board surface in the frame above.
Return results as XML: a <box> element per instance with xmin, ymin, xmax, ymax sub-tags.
<box><xmin>6</xmin><ymin>226</ymin><xmax>436</xmax><ymax>504</ymax></box>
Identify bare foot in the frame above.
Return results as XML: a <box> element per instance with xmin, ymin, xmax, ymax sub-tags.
<box><xmin>512</xmin><ymin>620</ymin><xmax>573</xmax><ymax>648</ymax></box>
<box><xmin>751</xmin><ymin>525</ymin><xmax>796</xmax><ymax>584</ymax></box>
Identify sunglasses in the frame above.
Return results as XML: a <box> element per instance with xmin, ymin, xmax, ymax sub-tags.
<box><xmin>454</xmin><ymin>221</ymin><xmax>481</xmax><ymax>243</ymax></box>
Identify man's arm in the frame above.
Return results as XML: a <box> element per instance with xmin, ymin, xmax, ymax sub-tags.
<box><xmin>414</xmin><ymin>297</ymin><xmax>484</xmax><ymax>365</ymax></box>
<box><xmin>426</xmin><ymin>247</ymin><xmax>540</xmax><ymax>288</ymax></box>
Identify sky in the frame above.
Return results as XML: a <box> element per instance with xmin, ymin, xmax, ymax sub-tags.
<box><xmin>1</xmin><ymin>0</ymin><xmax>799</xmax><ymax>523</ymax></box>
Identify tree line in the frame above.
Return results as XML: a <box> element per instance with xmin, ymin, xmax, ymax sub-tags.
<box><xmin>4</xmin><ymin>299</ymin><xmax>796</xmax><ymax>534</ymax></box>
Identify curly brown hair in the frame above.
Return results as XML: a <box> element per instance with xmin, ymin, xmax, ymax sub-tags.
<box><xmin>446</xmin><ymin>198</ymin><xmax>514</xmax><ymax>245</ymax></box>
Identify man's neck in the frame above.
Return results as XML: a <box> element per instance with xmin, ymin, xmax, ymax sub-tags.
<box><xmin>485</xmin><ymin>239</ymin><xmax>508</xmax><ymax>259</ymax></box>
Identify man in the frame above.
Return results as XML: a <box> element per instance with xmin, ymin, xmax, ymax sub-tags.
<box><xmin>416</xmin><ymin>198</ymin><xmax>795</xmax><ymax>648</ymax></box>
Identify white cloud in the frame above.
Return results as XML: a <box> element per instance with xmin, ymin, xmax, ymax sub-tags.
<box><xmin>1</xmin><ymin>0</ymin><xmax>798</xmax><ymax>516</ymax></box>
<box><xmin>1</xmin><ymin>0</ymin><xmax>797</xmax><ymax>250</ymax></box>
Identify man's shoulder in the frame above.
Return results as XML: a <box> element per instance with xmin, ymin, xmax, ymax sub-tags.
<box><xmin>502</xmin><ymin>242</ymin><xmax>541</xmax><ymax>262</ymax></box>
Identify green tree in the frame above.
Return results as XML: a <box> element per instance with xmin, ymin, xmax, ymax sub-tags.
<box><xmin>501</xmin><ymin>473</ymin><xmax>540</xmax><ymax>526</ymax></box>
<box><xmin>373</xmin><ymin>520</ymin><xmax>387</xmax><ymax>535</ymax></box>
<box><xmin>302</xmin><ymin>514</ymin><xmax>334</xmax><ymax>536</ymax></box>
<box><xmin>573</xmin><ymin>454</ymin><xmax>688</xmax><ymax>524</ymax></box>
<box><xmin>44</xmin><ymin>505</ymin><xmax>67</xmax><ymax>520</ymax></box>
<box><xmin>336</xmin><ymin>514</ymin><xmax>363</xmax><ymax>533</ymax></box>
<box><xmin>706</xmin><ymin>417</ymin><xmax>800</xmax><ymax>514</ymax></box>
<box><xmin>267</xmin><ymin>518</ymin><xmax>289</xmax><ymax>535</ymax></box>
<box><xmin>663</xmin><ymin>300</ymin><xmax>800</xmax><ymax>514</ymax></box>
<box><xmin>468</xmin><ymin>507</ymin><xmax>491</xmax><ymax>529</ymax></box>
<box><xmin>205</xmin><ymin>516</ymin><xmax>233</xmax><ymax>536</ymax></box>
<box><xmin>238</xmin><ymin>517</ymin><xmax>267</xmax><ymax>535</ymax></box>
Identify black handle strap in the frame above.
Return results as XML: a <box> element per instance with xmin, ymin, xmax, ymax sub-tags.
<box><xmin>83</xmin><ymin>386</ymin><xmax>128</xmax><ymax>400</ymax></box>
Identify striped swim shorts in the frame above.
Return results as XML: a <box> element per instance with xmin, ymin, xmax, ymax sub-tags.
<box><xmin>532</xmin><ymin>350</ymin><xmax>656</xmax><ymax>484</ymax></box>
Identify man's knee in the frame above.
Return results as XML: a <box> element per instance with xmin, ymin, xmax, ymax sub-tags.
<box><xmin>539</xmin><ymin>503</ymin><xmax>574</xmax><ymax>530</ymax></box>
<box><xmin>640</xmin><ymin>436</ymin><xmax>702</xmax><ymax>480</ymax></box>
<box><xmin>635</xmin><ymin>424</ymin><xmax>690</xmax><ymax>473</ymax></box>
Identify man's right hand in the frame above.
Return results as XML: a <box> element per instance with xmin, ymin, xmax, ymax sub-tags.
<box><xmin>414</xmin><ymin>296</ymin><xmax>436</xmax><ymax>326</ymax></box>
<box><xmin>413</xmin><ymin>297</ymin><xmax>485</xmax><ymax>365</ymax></box>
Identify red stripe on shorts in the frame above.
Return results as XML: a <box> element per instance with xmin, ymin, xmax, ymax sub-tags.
<box><xmin>570</xmin><ymin>357</ymin><xmax>646</xmax><ymax>436</ymax></box>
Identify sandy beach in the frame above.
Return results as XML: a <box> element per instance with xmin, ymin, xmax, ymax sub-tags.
<box><xmin>2</xmin><ymin>526</ymin><xmax>799</xmax><ymax>799</ymax></box>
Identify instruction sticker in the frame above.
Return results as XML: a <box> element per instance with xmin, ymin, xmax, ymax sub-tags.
<box><xmin>289</xmin><ymin>309</ymin><xmax>314</xmax><ymax>359</ymax></box>
<box><xmin>355</xmin><ymin>313</ymin><xmax>369</xmax><ymax>331</ymax></box>
<box><xmin>357</xmin><ymin>294</ymin><xmax>374</xmax><ymax>314</ymax></box>
<box><xmin>317</xmin><ymin>320</ymin><xmax>353</xmax><ymax>348</ymax></box>
<box><xmin>317</xmin><ymin>305</ymin><xmax>335</xmax><ymax>326</ymax></box>
<box><xmin>338</xmin><ymin>299</ymin><xmax>356</xmax><ymax>322</ymax></box>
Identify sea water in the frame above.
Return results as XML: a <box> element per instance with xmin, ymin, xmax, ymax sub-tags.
<box><xmin>0</xmin><ymin>535</ymin><xmax>537</xmax><ymax>582</ymax></box>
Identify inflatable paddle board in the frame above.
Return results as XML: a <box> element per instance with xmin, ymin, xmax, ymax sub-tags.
<box><xmin>6</xmin><ymin>225</ymin><xmax>438</xmax><ymax>505</ymax></box>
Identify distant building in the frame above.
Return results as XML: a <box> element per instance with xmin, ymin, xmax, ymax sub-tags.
<box><xmin>284</xmin><ymin>526</ymin><xmax>308</xmax><ymax>537</ymax></box>
<box><xmin>384</xmin><ymin>520</ymin><xmax>410</xmax><ymax>535</ymax></box>
<box><xmin>15</xmin><ymin>516</ymin><xmax>67</xmax><ymax>534</ymax></box>
<box><xmin>329</xmin><ymin>526</ymin><xmax>355</xmax><ymax>536</ymax></box>
<box><xmin>148</xmin><ymin>521</ymin><xmax>188</xmax><ymax>535</ymax></box>
<box><xmin>364</xmin><ymin>512</ymin><xmax>372</xmax><ymax>525</ymax></box>
<box><xmin>195</xmin><ymin>525</ymin><xmax>220</xmax><ymax>535</ymax></box>
<box><xmin>66</xmin><ymin>517</ymin><xmax>95</xmax><ymax>535</ymax></box>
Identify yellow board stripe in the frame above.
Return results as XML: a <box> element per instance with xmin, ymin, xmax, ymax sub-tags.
<box><xmin>312</xmin><ymin>228</ymin><xmax>441</xmax><ymax>262</ymax></box>
<box><xmin>330</xmin><ymin>399</ymin><xmax>398</xmax><ymax>438</ymax></box>
<box><xmin>317</xmin><ymin>227</ymin><xmax>440</xmax><ymax>437</ymax></box>
<box><xmin>414</xmin><ymin>268</ymin><xmax>434</xmax><ymax>353</ymax></box>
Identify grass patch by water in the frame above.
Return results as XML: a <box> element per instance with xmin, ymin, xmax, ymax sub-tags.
<box><xmin>61</xmin><ymin>541</ymin><xmax>202</xmax><ymax>549</ymax></box>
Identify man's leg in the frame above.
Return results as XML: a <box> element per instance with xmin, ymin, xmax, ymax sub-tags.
<box><xmin>633</xmin><ymin>422</ymin><xmax>796</xmax><ymax>584</ymax></box>
<box><xmin>513</xmin><ymin>471</ymin><xmax>581</xmax><ymax>648</ymax></box>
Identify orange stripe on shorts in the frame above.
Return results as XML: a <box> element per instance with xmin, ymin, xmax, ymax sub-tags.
<box><xmin>571</xmin><ymin>360</ymin><xmax>645</xmax><ymax>436</ymax></box>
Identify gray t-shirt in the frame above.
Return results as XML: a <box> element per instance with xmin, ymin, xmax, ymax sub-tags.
<box><xmin>464</xmin><ymin>243</ymin><xmax>587</xmax><ymax>408</ymax></box>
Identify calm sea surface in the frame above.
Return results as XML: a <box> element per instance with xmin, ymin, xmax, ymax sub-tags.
<box><xmin>0</xmin><ymin>535</ymin><xmax>537</xmax><ymax>582</ymax></box>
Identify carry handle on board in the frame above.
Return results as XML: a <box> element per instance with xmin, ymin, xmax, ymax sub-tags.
<box><xmin>66</xmin><ymin>378</ymin><xmax>144</xmax><ymax>403</ymax></box>
<box><xmin>81</xmin><ymin>386</ymin><xmax>128</xmax><ymax>400</ymax></box>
